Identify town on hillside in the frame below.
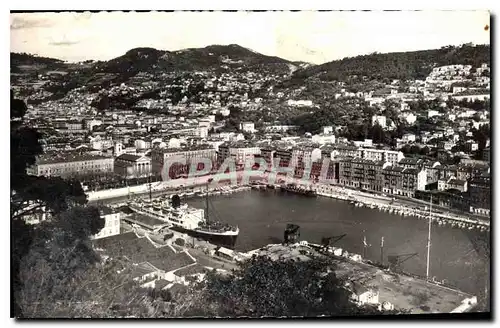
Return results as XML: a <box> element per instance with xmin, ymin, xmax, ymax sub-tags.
<box><xmin>11</xmin><ymin>11</ymin><xmax>491</xmax><ymax>319</ymax></box>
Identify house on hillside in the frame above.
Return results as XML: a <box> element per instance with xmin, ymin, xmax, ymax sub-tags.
<box><xmin>348</xmin><ymin>282</ymin><xmax>380</xmax><ymax>306</ymax></box>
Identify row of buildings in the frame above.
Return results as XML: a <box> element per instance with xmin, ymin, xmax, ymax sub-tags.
<box><xmin>27</xmin><ymin>139</ymin><xmax>490</xmax><ymax>213</ymax></box>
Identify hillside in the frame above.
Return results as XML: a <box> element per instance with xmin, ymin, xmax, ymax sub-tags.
<box><xmin>94</xmin><ymin>44</ymin><xmax>294</xmax><ymax>75</ymax></box>
<box><xmin>286</xmin><ymin>44</ymin><xmax>490</xmax><ymax>84</ymax></box>
<box><xmin>11</xmin><ymin>52</ymin><xmax>66</xmax><ymax>73</ymax></box>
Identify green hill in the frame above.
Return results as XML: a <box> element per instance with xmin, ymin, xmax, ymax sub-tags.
<box><xmin>287</xmin><ymin>44</ymin><xmax>490</xmax><ymax>84</ymax></box>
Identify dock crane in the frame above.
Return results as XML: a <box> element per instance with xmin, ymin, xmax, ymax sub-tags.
<box><xmin>387</xmin><ymin>252</ymin><xmax>419</xmax><ymax>272</ymax></box>
<box><xmin>320</xmin><ymin>234</ymin><xmax>347</xmax><ymax>249</ymax></box>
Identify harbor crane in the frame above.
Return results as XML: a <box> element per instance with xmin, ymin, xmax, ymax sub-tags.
<box><xmin>321</xmin><ymin>234</ymin><xmax>347</xmax><ymax>248</ymax></box>
<box><xmin>387</xmin><ymin>252</ymin><xmax>418</xmax><ymax>272</ymax></box>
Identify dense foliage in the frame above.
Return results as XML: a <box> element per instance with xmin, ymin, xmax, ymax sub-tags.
<box><xmin>11</xmin><ymin>91</ymin><xmax>97</xmax><ymax>318</ymax></box>
<box><xmin>289</xmin><ymin>44</ymin><xmax>490</xmax><ymax>83</ymax></box>
<box><xmin>177</xmin><ymin>255</ymin><xmax>402</xmax><ymax>318</ymax></box>
<box><xmin>91</xmin><ymin>44</ymin><xmax>292</xmax><ymax>77</ymax></box>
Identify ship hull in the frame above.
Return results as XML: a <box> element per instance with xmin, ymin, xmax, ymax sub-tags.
<box><xmin>280</xmin><ymin>186</ymin><xmax>317</xmax><ymax>197</ymax></box>
<box><xmin>170</xmin><ymin>226</ymin><xmax>238</xmax><ymax>249</ymax></box>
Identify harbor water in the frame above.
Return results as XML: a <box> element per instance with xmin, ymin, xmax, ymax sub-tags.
<box><xmin>186</xmin><ymin>189</ymin><xmax>490</xmax><ymax>297</ymax></box>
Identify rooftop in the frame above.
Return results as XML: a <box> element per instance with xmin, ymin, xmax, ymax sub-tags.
<box><xmin>154</xmin><ymin>279</ymin><xmax>171</xmax><ymax>290</ymax></box>
<box><xmin>124</xmin><ymin>213</ymin><xmax>167</xmax><ymax>229</ymax></box>
<box><xmin>148</xmin><ymin>250</ymin><xmax>195</xmax><ymax>273</ymax></box>
<box><xmin>220</xmin><ymin>140</ymin><xmax>258</xmax><ymax>148</ymax></box>
<box><xmin>153</xmin><ymin>144</ymin><xmax>215</xmax><ymax>153</ymax></box>
<box><xmin>173</xmin><ymin>263</ymin><xmax>208</xmax><ymax>277</ymax></box>
<box><xmin>115</xmin><ymin>153</ymin><xmax>145</xmax><ymax>162</ymax></box>
<box><xmin>37</xmin><ymin>151</ymin><xmax>111</xmax><ymax>165</ymax></box>
<box><xmin>130</xmin><ymin>262</ymin><xmax>158</xmax><ymax>279</ymax></box>
<box><xmin>399</xmin><ymin>158</ymin><xmax>423</xmax><ymax>165</ymax></box>
<box><xmin>98</xmin><ymin>206</ymin><xmax>116</xmax><ymax>216</ymax></box>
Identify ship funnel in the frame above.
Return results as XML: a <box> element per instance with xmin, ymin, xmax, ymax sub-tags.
<box><xmin>171</xmin><ymin>194</ymin><xmax>181</xmax><ymax>208</ymax></box>
<box><xmin>284</xmin><ymin>223</ymin><xmax>300</xmax><ymax>244</ymax></box>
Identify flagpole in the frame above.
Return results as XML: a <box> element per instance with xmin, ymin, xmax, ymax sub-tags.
<box><xmin>426</xmin><ymin>194</ymin><xmax>432</xmax><ymax>280</ymax></box>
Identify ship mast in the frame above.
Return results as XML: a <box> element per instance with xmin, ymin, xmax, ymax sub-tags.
<box><xmin>148</xmin><ymin>174</ymin><xmax>152</xmax><ymax>202</ymax></box>
<box><xmin>206</xmin><ymin>178</ymin><xmax>213</xmax><ymax>224</ymax></box>
<box><xmin>380</xmin><ymin>236</ymin><xmax>384</xmax><ymax>265</ymax></box>
<box><xmin>426</xmin><ymin>194</ymin><xmax>432</xmax><ymax>280</ymax></box>
<box><xmin>206</xmin><ymin>181</ymin><xmax>209</xmax><ymax>224</ymax></box>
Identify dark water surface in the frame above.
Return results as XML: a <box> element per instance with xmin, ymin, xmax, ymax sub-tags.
<box><xmin>187</xmin><ymin>190</ymin><xmax>490</xmax><ymax>296</ymax></box>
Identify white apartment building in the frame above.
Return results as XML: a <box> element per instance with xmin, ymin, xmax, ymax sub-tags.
<box><xmin>92</xmin><ymin>207</ymin><xmax>121</xmax><ymax>240</ymax></box>
<box><xmin>287</xmin><ymin>99</ymin><xmax>313</xmax><ymax>107</ymax></box>
<box><xmin>362</xmin><ymin>148</ymin><xmax>404</xmax><ymax>165</ymax></box>
<box><xmin>402</xmin><ymin>133</ymin><xmax>416</xmax><ymax>143</ymax></box>
<box><xmin>311</xmin><ymin>134</ymin><xmax>336</xmax><ymax>145</ymax></box>
<box><xmin>239</xmin><ymin>122</ymin><xmax>256</xmax><ymax>133</ymax></box>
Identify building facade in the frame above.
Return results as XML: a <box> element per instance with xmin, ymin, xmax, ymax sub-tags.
<box><xmin>467</xmin><ymin>176</ymin><xmax>491</xmax><ymax>215</ymax></box>
<box><xmin>114</xmin><ymin>154</ymin><xmax>152</xmax><ymax>179</ymax></box>
<box><xmin>28</xmin><ymin>152</ymin><xmax>114</xmax><ymax>178</ymax></box>
<box><xmin>217</xmin><ymin>141</ymin><xmax>261</xmax><ymax>169</ymax></box>
<box><xmin>362</xmin><ymin>148</ymin><xmax>404</xmax><ymax>165</ymax></box>
<box><xmin>92</xmin><ymin>207</ymin><xmax>121</xmax><ymax>240</ymax></box>
<box><xmin>151</xmin><ymin>145</ymin><xmax>217</xmax><ymax>178</ymax></box>
<box><xmin>338</xmin><ymin>157</ymin><xmax>388</xmax><ymax>192</ymax></box>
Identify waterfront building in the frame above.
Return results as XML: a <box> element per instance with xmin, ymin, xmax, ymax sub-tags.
<box><xmin>338</xmin><ymin>157</ymin><xmax>388</xmax><ymax>192</ymax></box>
<box><xmin>260</xmin><ymin>146</ymin><xmax>276</xmax><ymax>170</ymax></box>
<box><xmin>114</xmin><ymin>154</ymin><xmax>152</xmax><ymax>179</ymax></box>
<box><xmin>291</xmin><ymin>145</ymin><xmax>322</xmax><ymax>169</ymax></box>
<box><xmin>382</xmin><ymin>165</ymin><xmax>427</xmax><ymax>197</ymax></box>
<box><xmin>217</xmin><ymin>141</ymin><xmax>261</xmax><ymax>169</ymax></box>
<box><xmin>269</xmin><ymin>146</ymin><xmax>294</xmax><ymax>171</ymax></box>
<box><xmin>467</xmin><ymin>176</ymin><xmax>491</xmax><ymax>215</ymax></box>
<box><xmin>437</xmin><ymin>177</ymin><xmax>468</xmax><ymax>192</ymax></box>
<box><xmin>27</xmin><ymin>152</ymin><xmax>114</xmax><ymax>178</ymax></box>
<box><xmin>415</xmin><ymin>189</ymin><xmax>470</xmax><ymax>212</ymax></box>
<box><xmin>151</xmin><ymin>144</ymin><xmax>217</xmax><ymax>178</ymax></box>
<box><xmin>424</xmin><ymin>161</ymin><xmax>442</xmax><ymax>184</ymax></box>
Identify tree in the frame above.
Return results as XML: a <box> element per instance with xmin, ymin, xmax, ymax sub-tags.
<box><xmin>11</xmin><ymin>91</ymin><xmax>88</xmax><ymax>318</ymax></box>
<box><xmin>472</xmin><ymin>124</ymin><xmax>490</xmax><ymax>151</ymax></box>
<box><xmin>177</xmin><ymin>255</ymin><xmax>404</xmax><ymax>317</ymax></box>
<box><xmin>18</xmin><ymin>252</ymin><xmax>152</xmax><ymax>318</ymax></box>
<box><xmin>370</xmin><ymin>124</ymin><xmax>385</xmax><ymax>144</ymax></box>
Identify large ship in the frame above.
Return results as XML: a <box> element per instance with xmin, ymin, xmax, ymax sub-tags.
<box><xmin>127</xmin><ymin>179</ymin><xmax>239</xmax><ymax>249</ymax></box>
<box><xmin>280</xmin><ymin>183</ymin><xmax>317</xmax><ymax>197</ymax></box>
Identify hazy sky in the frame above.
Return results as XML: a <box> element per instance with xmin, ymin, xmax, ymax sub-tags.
<box><xmin>10</xmin><ymin>11</ymin><xmax>490</xmax><ymax>64</ymax></box>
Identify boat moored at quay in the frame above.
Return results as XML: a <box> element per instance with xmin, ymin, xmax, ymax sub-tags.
<box><xmin>127</xmin><ymin>180</ymin><xmax>239</xmax><ymax>249</ymax></box>
<box><xmin>280</xmin><ymin>183</ymin><xmax>317</xmax><ymax>197</ymax></box>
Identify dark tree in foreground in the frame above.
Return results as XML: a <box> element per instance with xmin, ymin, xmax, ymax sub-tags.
<box><xmin>11</xmin><ymin>91</ymin><xmax>91</xmax><ymax>318</ymax></box>
<box><xmin>179</xmin><ymin>256</ymin><xmax>403</xmax><ymax>318</ymax></box>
